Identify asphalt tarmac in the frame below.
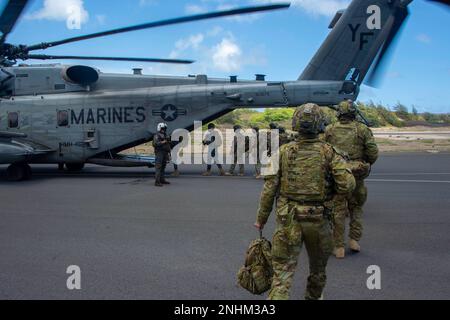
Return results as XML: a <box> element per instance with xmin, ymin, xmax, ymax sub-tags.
<box><xmin>1</xmin><ymin>152</ymin><xmax>449</xmax><ymax>300</ymax></box>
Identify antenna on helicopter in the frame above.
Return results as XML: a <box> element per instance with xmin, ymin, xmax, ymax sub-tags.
<box><xmin>0</xmin><ymin>0</ymin><xmax>291</xmax><ymax>66</ymax></box>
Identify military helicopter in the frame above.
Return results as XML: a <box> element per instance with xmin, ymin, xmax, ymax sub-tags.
<box><xmin>0</xmin><ymin>0</ymin><xmax>448</xmax><ymax>181</ymax></box>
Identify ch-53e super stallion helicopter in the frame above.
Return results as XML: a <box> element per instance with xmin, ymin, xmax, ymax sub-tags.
<box><xmin>0</xmin><ymin>0</ymin><xmax>448</xmax><ymax>181</ymax></box>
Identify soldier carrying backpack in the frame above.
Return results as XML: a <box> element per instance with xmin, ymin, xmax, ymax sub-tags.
<box><xmin>254</xmin><ymin>104</ymin><xmax>355</xmax><ymax>300</ymax></box>
<box><xmin>237</xmin><ymin>230</ymin><xmax>273</xmax><ymax>295</ymax></box>
<box><xmin>325</xmin><ymin>100</ymin><xmax>379</xmax><ymax>259</ymax></box>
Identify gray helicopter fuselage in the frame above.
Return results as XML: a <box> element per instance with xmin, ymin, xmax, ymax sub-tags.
<box><xmin>0</xmin><ymin>64</ymin><xmax>357</xmax><ymax>165</ymax></box>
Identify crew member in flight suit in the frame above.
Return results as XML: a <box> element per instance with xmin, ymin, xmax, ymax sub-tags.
<box><xmin>153</xmin><ymin>123</ymin><xmax>172</xmax><ymax>187</ymax></box>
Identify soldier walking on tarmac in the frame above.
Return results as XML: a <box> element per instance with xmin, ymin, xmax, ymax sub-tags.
<box><xmin>325</xmin><ymin>100</ymin><xmax>379</xmax><ymax>258</ymax></box>
<box><xmin>255</xmin><ymin>104</ymin><xmax>355</xmax><ymax>300</ymax></box>
<box><xmin>227</xmin><ymin>125</ymin><xmax>246</xmax><ymax>176</ymax></box>
<box><xmin>202</xmin><ymin>123</ymin><xmax>226</xmax><ymax>176</ymax></box>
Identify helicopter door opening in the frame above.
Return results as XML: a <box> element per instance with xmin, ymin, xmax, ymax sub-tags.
<box><xmin>8</xmin><ymin>112</ymin><xmax>19</xmax><ymax>128</ymax></box>
<box><xmin>84</xmin><ymin>128</ymin><xmax>100</xmax><ymax>149</ymax></box>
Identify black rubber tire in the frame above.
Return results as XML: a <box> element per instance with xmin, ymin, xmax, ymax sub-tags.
<box><xmin>65</xmin><ymin>163</ymin><xmax>85</xmax><ymax>172</ymax></box>
<box><xmin>23</xmin><ymin>164</ymin><xmax>32</xmax><ymax>180</ymax></box>
<box><xmin>6</xmin><ymin>163</ymin><xmax>27</xmax><ymax>181</ymax></box>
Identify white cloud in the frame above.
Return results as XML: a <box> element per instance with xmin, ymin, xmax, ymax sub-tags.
<box><xmin>254</xmin><ymin>0</ymin><xmax>350</xmax><ymax>17</ymax></box>
<box><xmin>26</xmin><ymin>0</ymin><xmax>89</xmax><ymax>24</ymax></box>
<box><xmin>212</xmin><ymin>38</ymin><xmax>242</xmax><ymax>72</ymax></box>
<box><xmin>416</xmin><ymin>33</ymin><xmax>431</xmax><ymax>44</ymax></box>
<box><xmin>169</xmin><ymin>34</ymin><xmax>205</xmax><ymax>58</ymax></box>
<box><xmin>148</xmin><ymin>25</ymin><xmax>264</xmax><ymax>76</ymax></box>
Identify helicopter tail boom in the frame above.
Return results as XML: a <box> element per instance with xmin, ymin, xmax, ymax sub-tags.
<box><xmin>299</xmin><ymin>0</ymin><xmax>409</xmax><ymax>87</ymax></box>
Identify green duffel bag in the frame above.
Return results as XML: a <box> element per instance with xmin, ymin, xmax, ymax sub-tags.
<box><xmin>237</xmin><ymin>233</ymin><xmax>273</xmax><ymax>295</ymax></box>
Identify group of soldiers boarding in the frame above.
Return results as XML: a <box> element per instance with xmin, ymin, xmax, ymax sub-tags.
<box><xmin>154</xmin><ymin>122</ymin><xmax>294</xmax><ymax>181</ymax></box>
<box><xmin>153</xmin><ymin>100</ymin><xmax>379</xmax><ymax>300</ymax></box>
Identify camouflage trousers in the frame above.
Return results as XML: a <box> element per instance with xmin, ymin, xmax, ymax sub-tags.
<box><xmin>269</xmin><ymin>198</ymin><xmax>333</xmax><ymax>300</ymax></box>
<box><xmin>333</xmin><ymin>179</ymin><xmax>368</xmax><ymax>248</ymax></box>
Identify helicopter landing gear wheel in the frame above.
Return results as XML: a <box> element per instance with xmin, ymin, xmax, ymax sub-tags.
<box><xmin>6</xmin><ymin>163</ymin><xmax>32</xmax><ymax>181</ymax></box>
<box><xmin>65</xmin><ymin>163</ymin><xmax>85</xmax><ymax>172</ymax></box>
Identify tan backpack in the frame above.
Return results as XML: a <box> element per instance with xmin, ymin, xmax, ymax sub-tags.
<box><xmin>280</xmin><ymin>142</ymin><xmax>330</xmax><ymax>203</ymax></box>
<box><xmin>327</xmin><ymin>122</ymin><xmax>365</xmax><ymax>161</ymax></box>
<box><xmin>237</xmin><ymin>233</ymin><xmax>273</xmax><ymax>295</ymax></box>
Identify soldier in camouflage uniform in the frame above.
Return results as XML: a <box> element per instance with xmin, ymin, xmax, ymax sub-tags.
<box><xmin>253</xmin><ymin>126</ymin><xmax>262</xmax><ymax>179</ymax></box>
<box><xmin>202</xmin><ymin>123</ymin><xmax>226</xmax><ymax>176</ymax></box>
<box><xmin>278</xmin><ymin>127</ymin><xmax>292</xmax><ymax>146</ymax></box>
<box><xmin>267</xmin><ymin>123</ymin><xmax>278</xmax><ymax>157</ymax></box>
<box><xmin>325</xmin><ymin>100</ymin><xmax>379</xmax><ymax>258</ymax></box>
<box><xmin>227</xmin><ymin>125</ymin><xmax>245</xmax><ymax>176</ymax></box>
<box><xmin>255</xmin><ymin>104</ymin><xmax>355</xmax><ymax>300</ymax></box>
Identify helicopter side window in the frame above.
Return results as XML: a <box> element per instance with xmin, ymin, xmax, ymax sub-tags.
<box><xmin>58</xmin><ymin>110</ymin><xmax>69</xmax><ymax>127</ymax></box>
<box><xmin>8</xmin><ymin>112</ymin><xmax>19</xmax><ymax>128</ymax></box>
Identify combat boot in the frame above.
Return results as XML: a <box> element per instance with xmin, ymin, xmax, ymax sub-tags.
<box><xmin>349</xmin><ymin>239</ymin><xmax>361</xmax><ymax>253</ymax></box>
<box><xmin>161</xmin><ymin>180</ymin><xmax>171</xmax><ymax>185</ymax></box>
<box><xmin>171</xmin><ymin>170</ymin><xmax>180</xmax><ymax>177</ymax></box>
<box><xmin>334</xmin><ymin>247</ymin><xmax>345</xmax><ymax>259</ymax></box>
<box><xmin>202</xmin><ymin>171</ymin><xmax>212</xmax><ymax>176</ymax></box>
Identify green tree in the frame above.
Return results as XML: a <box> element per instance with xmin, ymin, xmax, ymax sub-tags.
<box><xmin>394</xmin><ymin>103</ymin><xmax>410</xmax><ymax>120</ymax></box>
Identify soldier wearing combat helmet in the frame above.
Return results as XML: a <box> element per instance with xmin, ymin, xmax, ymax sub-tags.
<box><xmin>255</xmin><ymin>103</ymin><xmax>355</xmax><ymax>300</ymax></box>
<box><xmin>325</xmin><ymin>99</ymin><xmax>379</xmax><ymax>258</ymax></box>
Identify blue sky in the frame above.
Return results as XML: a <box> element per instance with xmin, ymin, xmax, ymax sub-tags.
<box><xmin>3</xmin><ymin>0</ymin><xmax>450</xmax><ymax>113</ymax></box>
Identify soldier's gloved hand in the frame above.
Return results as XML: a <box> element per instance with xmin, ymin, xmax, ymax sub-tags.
<box><xmin>254</xmin><ymin>222</ymin><xmax>265</xmax><ymax>231</ymax></box>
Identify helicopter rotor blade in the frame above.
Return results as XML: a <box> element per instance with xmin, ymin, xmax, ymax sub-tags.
<box><xmin>365</xmin><ymin>6</ymin><xmax>409</xmax><ymax>87</ymax></box>
<box><xmin>366</xmin><ymin>0</ymin><xmax>449</xmax><ymax>87</ymax></box>
<box><xmin>26</xmin><ymin>54</ymin><xmax>195</xmax><ymax>64</ymax></box>
<box><xmin>0</xmin><ymin>0</ymin><xmax>29</xmax><ymax>42</ymax></box>
<box><xmin>26</xmin><ymin>3</ymin><xmax>291</xmax><ymax>51</ymax></box>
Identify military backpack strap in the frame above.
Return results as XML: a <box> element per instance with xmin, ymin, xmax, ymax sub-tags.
<box><xmin>322</xmin><ymin>142</ymin><xmax>335</xmax><ymax>189</ymax></box>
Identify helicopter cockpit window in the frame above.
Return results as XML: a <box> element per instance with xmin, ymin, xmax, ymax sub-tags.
<box><xmin>8</xmin><ymin>112</ymin><xmax>19</xmax><ymax>128</ymax></box>
<box><xmin>58</xmin><ymin>110</ymin><xmax>69</xmax><ymax>127</ymax></box>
